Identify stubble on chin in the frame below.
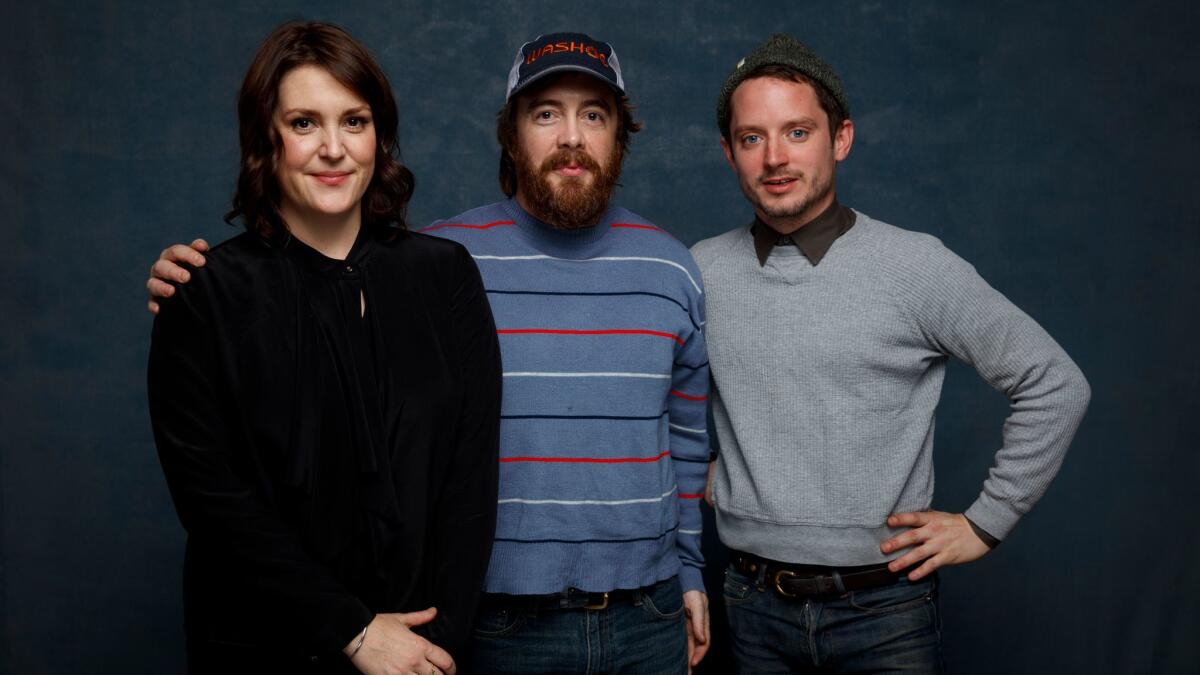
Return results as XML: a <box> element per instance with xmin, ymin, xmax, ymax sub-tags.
<box><xmin>748</xmin><ymin>169</ymin><xmax>833</xmax><ymax>227</ymax></box>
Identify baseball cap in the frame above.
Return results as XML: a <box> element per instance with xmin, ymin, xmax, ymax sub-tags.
<box><xmin>505</xmin><ymin>32</ymin><xmax>625</xmax><ymax>101</ymax></box>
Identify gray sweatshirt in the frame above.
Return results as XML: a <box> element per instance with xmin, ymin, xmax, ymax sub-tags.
<box><xmin>691</xmin><ymin>211</ymin><xmax>1090</xmax><ymax>566</ymax></box>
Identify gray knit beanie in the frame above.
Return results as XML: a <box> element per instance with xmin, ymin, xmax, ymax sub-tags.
<box><xmin>716</xmin><ymin>34</ymin><xmax>848</xmax><ymax>135</ymax></box>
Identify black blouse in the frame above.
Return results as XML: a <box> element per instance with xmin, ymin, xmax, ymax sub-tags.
<box><xmin>148</xmin><ymin>227</ymin><xmax>501</xmax><ymax>670</ymax></box>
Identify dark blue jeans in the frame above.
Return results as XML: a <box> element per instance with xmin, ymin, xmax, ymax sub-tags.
<box><xmin>723</xmin><ymin>563</ymin><xmax>943</xmax><ymax>674</ymax></box>
<box><xmin>468</xmin><ymin>577</ymin><xmax>687</xmax><ymax>674</ymax></box>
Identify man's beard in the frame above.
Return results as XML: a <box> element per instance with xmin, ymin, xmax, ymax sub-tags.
<box><xmin>748</xmin><ymin>167</ymin><xmax>833</xmax><ymax>224</ymax></box>
<box><xmin>515</xmin><ymin>146</ymin><xmax>622</xmax><ymax>230</ymax></box>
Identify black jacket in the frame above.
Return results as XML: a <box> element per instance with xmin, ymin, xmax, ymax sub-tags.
<box><xmin>148</xmin><ymin>227</ymin><xmax>501</xmax><ymax>672</ymax></box>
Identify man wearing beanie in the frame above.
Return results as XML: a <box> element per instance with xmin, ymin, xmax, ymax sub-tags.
<box><xmin>692</xmin><ymin>34</ymin><xmax>1090</xmax><ymax>672</ymax></box>
<box><xmin>146</xmin><ymin>32</ymin><xmax>711</xmax><ymax>675</ymax></box>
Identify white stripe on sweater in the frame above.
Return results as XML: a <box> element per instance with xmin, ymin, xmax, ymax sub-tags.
<box><xmin>498</xmin><ymin>487</ymin><xmax>677</xmax><ymax>506</ymax></box>
<box><xmin>668</xmin><ymin>423</ymin><xmax>706</xmax><ymax>434</ymax></box>
<box><xmin>472</xmin><ymin>254</ymin><xmax>702</xmax><ymax>294</ymax></box>
<box><xmin>503</xmin><ymin>371</ymin><xmax>670</xmax><ymax>379</ymax></box>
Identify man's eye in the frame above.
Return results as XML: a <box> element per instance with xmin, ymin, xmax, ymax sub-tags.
<box><xmin>742</xmin><ymin>134</ymin><xmax>761</xmax><ymax>144</ymax></box>
<box><xmin>537</xmin><ymin>110</ymin><xmax>554</xmax><ymax>120</ymax></box>
<box><xmin>790</xmin><ymin>129</ymin><xmax>808</xmax><ymax>139</ymax></box>
<box><xmin>586</xmin><ymin>112</ymin><xmax>602</xmax><ymax>122</ymax></box>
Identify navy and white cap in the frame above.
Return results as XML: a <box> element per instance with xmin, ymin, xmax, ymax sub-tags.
<box><xmin>505</xmin><ymin>32</ymin><xmax>625</xmax><ymax>101</ymax></box>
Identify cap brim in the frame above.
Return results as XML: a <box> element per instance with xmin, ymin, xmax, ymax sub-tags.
<box><xmin>507</xmin><ymin>64</ymin><xmax>624</xmax><ymax>100</ymax></box>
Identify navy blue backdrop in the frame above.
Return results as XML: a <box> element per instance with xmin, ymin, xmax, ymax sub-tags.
<box><xmin>2</xmin><ymin>1</ymin><xmax>1197</xmax><ymax>673</ymax></box>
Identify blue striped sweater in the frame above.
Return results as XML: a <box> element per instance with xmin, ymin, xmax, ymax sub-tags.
<box><xmin>422</xmin><ymin>198</ymin><xmax>709</xmax><ymax>595</ymax></box>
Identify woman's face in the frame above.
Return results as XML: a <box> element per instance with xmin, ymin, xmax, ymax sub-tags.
<box><xmin>273</xmin><ymin>65</ymin><xmax>376</xmax><ymax>226</ymax></box>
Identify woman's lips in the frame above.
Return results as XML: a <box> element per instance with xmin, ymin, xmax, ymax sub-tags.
<box><xmin>312</xmin><ymin>171</ymin><xmax>352</xmax><ymax>186</ymax></box>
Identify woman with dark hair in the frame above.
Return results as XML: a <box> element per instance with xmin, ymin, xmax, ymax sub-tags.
<box><xmin>147</xmin><ymin>22</ymin><xmax>501</xmax><ymax>674</ymax></box>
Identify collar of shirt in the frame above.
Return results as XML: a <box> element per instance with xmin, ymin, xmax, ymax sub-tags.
<box><xmin>751</xmin><ymin>198</ymin><xmax>856</xmax><ymax>267</ymax></box>
<box><xmin>281</xmin><ymin>224</ymin><xmax>378</xmax><ymax>278</ymax></box>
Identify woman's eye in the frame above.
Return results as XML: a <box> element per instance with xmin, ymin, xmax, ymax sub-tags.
<box><xmin>291</xmin><ymin>118</ymin><xmax>313</xmax><ymax>131</ymax></box>
<box><xmin>346</xmin><ymin>116</ymin><xmax>369</xmax><ymax>129</ymax></box>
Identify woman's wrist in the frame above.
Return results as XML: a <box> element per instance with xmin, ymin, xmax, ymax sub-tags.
<box><xmin>344</xmin><ymin>617</ymin><xmax>373</xmax><ymax>659</ymax></box>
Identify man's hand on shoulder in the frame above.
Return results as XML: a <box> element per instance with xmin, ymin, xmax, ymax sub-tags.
<box><xmin>147</xmin><ymin>239</ymin><xmax>210</xmax><ymax>314</ymax></box>
<box><xmin>880</xmin><ymin>511</ymin><xmax>992</xmax><ymax>581</ymax></box>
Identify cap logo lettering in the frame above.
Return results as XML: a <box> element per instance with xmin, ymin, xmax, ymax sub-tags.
<box><xmin>525</xmin><ymin>39</ymin><xmax>610</xmax><ymax>69</ymax></box>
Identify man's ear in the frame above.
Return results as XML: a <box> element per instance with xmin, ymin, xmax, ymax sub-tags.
<box><xmin>720</xmin><ymin>136</ymin><xmax>736</xmax><ymax>172</ymax></box>
<box><xmin>833</xmin><ymin>118</ymin><xmax>854</xmax><ymax>162</ymax></box>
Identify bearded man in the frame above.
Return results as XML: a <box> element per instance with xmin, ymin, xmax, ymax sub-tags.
<box><xmin>146</xmin><ymin>32</ymin><xmax>711</xmax><ymax>675</ymax></box>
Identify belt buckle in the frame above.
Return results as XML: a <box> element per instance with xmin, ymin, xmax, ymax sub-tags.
<box><xmin>772</xmin><ymin>570</ymin><xmax>799</xmax><ymax>598</ymax></box>
<box><xmin>582</xmin><ymin>592</ymin><xmax>609</xmax><ymax>610</ymax></box>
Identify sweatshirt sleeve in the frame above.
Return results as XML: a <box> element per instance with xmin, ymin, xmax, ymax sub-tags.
<box><xmin>906</xmin><ymin>242</ymin><xmax>1091</xmax><ymax>540</ymax></box>
<box><xmin>668</xmin><ymin>266</ymin><xmax>711</xmax><ymax>594</ymax></box>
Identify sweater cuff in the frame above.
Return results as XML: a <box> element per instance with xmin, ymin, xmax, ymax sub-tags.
<box><xmin>964</xmin><ymin>494</ymin><xmax>1022</xmax><ymax>542</ymax></box>
<box><xmin>315</xmin><ymin>599</ymin><xmax>375</xmax><ymax>657</ymax></box>
<box><xmin>677</xmin><ymin>564</ymin><xmax>705</xmax><ymax>595</ymax></box>
<box><xmin>963</xmin><ymin>515</ymin><xmax>1000</xmax><ymax>548</ymax></box>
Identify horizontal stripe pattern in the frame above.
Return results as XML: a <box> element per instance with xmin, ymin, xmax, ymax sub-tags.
<box><xmin>503</xmin><ymin>371</ymin><xmax>670</xmax><ymax>379</ymax></box>
<box><xmin>495</xmin><ymin>523</ymin><xmax>679</xmax><ymax>544</ymax></box>
<box><xmin>472</xmin><ymin>254</ymin><xmax>703</xmax><ymax>295</ymax></box>
<box><xmin>417</xmin><ymin>219</ymin><xmax>513</xmax><ymax>232</ymax></box>
<box><xmin>498</xmin><ymin>328</ymin><xmax>684</xmax><ymax>345</ymax></box>
<box><xmin>498</xmin><ymin>487</ymin><xmax>677</xmax><ymax>506</ymax></box>
<box><xmin>500</xmin><ymin>450</ymin><xmax>671</xmax><ymax>464</ymax></box>
<box><xmin>423</xmin><ymin>200</ymin><xmax>710</xmax><ymax>595</ymax></box>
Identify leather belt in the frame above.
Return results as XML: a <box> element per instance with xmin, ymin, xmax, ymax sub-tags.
<box><xmin>481</xmin><ymin>579</ymin><xmax>665</xmax><ymax>612</ymax></box>
<box><xmin>731</xmin><ymin>551</ymin><xmax>905</xmax><ymax>600</ymax></box>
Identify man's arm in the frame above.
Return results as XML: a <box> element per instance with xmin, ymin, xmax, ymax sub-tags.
<box><xmin>882</xmin><ymin>242</ymin><xmax>1091</xmax><ymax>580</ymax></box>
<box><xmin>146</xmin><ymin>238</ymin><xmax>209</xmax><ymax>314</ymax></box>
<box><xmin>669</xmin><ymin>284</ymin><xmax>713</xmax><ymax>670</ymax></box>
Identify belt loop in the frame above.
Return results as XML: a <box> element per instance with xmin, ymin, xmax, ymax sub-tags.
<box><xmin>831</xmin><ymin>569</ymin><xmax>846</xmax><ymax>594</ymax></box>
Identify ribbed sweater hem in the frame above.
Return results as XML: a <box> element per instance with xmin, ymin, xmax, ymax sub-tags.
<box><xmin>715</xmin><ymin>510</ymin><xmax>908</xmax><ymax>567</ymax></box>
<box><xmin>485</xmin><ymin>539</ymin><xmax>681</xmax><ymax>594</ymax></box>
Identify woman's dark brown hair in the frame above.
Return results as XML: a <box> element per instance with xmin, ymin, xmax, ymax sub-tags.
<box><xmin>225</xmin><ymin>21</ymin><xmax>415</xmax><ymax>239</ymax></box>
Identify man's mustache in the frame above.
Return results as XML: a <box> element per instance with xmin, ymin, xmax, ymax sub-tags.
<box><xmin>540</xmin><ymin>149</ymin><xmax>602</xmax><ymax>174</ymax></box>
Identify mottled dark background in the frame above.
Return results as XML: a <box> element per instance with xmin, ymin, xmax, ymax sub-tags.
<box><xmin>2</xmin><ymin>1</ymin><xmax>1197</xmax><ymax>672</ymax></box>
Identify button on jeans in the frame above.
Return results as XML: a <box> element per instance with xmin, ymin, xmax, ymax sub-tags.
<box><xmin>468</xmin><ymin>576</ymin><xmax>688</xmax><ymax>674</ymax></box>
<box><xmin>723</xmin><ymin>563</ymin><xmax>943</xmax><ymax>674</ymax></box>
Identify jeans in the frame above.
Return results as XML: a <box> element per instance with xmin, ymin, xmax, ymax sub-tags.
<box><xmin>723</xmin><ymin>563</ymin><xmax>943</xmax><ymax>674</ymax></box>
<box><xmin>467</xmin><ymin>576</ymin><xmax>688</xmax><ymax>674</ymax></box>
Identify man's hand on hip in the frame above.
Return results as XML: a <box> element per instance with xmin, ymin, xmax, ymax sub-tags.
<box><xmin>880</xmin><ymin>511</ymin><xmax>991</xmax><ymax>581</ymax></box>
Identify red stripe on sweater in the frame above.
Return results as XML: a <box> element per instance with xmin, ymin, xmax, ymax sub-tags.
<box><xmin>500</xmin><ymin>450</ymin><xmax>671</xmax><ymax>464</ymax></box>
<box><xmin>678</xmin><ymin>493</ymin><xmax>704</xmax><ymax>499</ymax></box>
<box><xmin>497</xmin><ymin>328</ymin><xmax>684</xmax><ymax>345</ymax></box>
<box><xmin>670</xmin><ymin>390</ymin><xmax>707</xmax><ymax>401</ymax></box>
<box><xmin>418</xmin><ymin>219</ymin><xmax>514</xmax><ymax>232</ymax></box>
